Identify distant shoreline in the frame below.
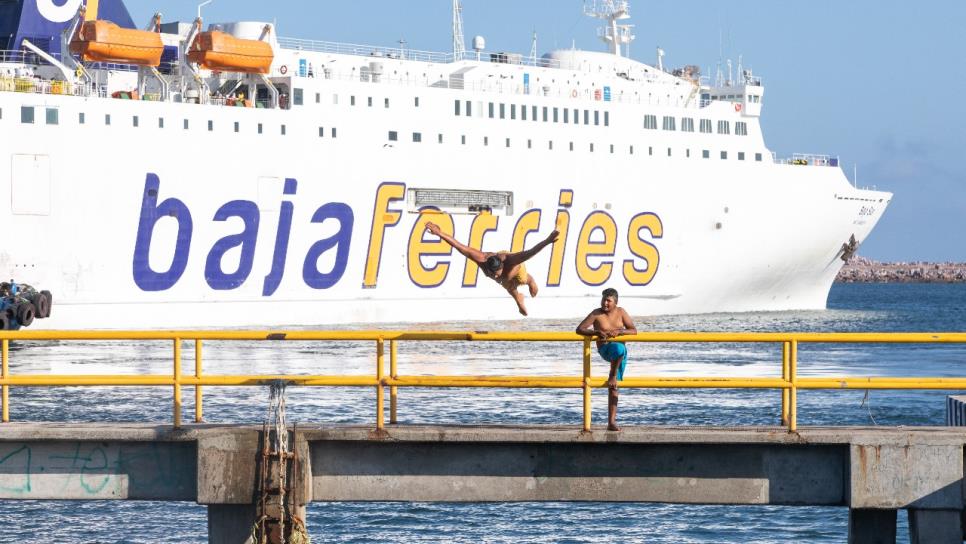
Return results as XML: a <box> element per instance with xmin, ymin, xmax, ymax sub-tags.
<box><xmin>836</xmin><ymin>257</ymin><xmax>966</xmax><ymax>283</ymax></box>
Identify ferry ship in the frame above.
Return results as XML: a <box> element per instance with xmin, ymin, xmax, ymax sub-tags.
<box><xmin>0</xmin><ymin>0</ymin><xmax>891</xmax><ymax>329</ymax></box>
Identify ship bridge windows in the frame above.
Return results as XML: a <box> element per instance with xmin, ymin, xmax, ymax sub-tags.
<box><xmin>700</xmin><ymin>119</ymin><xmax>712</xmax><ymax>133</ymax></box>
<box><xmin>20</xmin><ymin>106</ymin><xmax>34</xmax><ymax>124</ymax></box>
<box><xmin>643</xmin><ymin>114</ymin><xmax>657</xmax><ymax>130</ymax></box>
<box><xmin>45</xmin><ymin>108</ymin><xmax>58</xmax><ymax>125</ymax></box>
<box><xmin>735</xmin><ymin>122</ymin><xmax>748</xmax><ymax>136</ymax></box>
<box><xmin>662</xmin><ymin>116</ymin><xmax>676</xmax><ymax>131</ymax></box>
<box><xmin>717</xmin><ymin>120</ymin><xmax>731</xmax><ymax>135</ymax></box>
<box><xmin>681</xmin><ymin>117</ymin><xmax>695</xmax><ymax>132</ymax></box>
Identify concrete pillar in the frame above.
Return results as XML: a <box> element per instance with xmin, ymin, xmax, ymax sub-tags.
<box><xmin>208</xmin><ymin>504</ymin><xmax>256</xmax><ymax>544</ymax></box>
<box><xmin>908</xmin><ymin>509</ymin><xmax>962</xmax><ymax>544</ymax></box>
<box><xmin>848</xmin><ymin>509</ymin><xmax>896</xmax><ymax>544</ymax></box>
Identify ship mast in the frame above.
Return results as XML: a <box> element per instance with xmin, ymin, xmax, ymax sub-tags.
<box><xmin>452</xmin><ymin>0</ymin><xmax>466</xmax><ymax>60</ymax></box>
<box><xmin>584</xmin><ymin>0</ymin><xmax>635</xmax><ymax>58</ymax></box>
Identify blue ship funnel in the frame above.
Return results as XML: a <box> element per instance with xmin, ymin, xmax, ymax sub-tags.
<box><xmin>2</xmin><ymin>0</ymin><xmax>136</xmax><ymax>56</ymax></box>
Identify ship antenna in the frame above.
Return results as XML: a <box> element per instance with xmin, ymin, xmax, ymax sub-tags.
<box><xmin>530</xmin><ymin>30</ymin><xmax>538</xmax><ymax>64</ymax></box>
<box><xmin>584</xmin><ymin>0</ymin><xmax>635</xmax><ymax>58</ymax></box>
<box><xmin>453</xmin><ymin>0</ymin><xmax>466</xmax><ymax>60</ymax></box>
<box><xmin>197</xmin><ymin>0</ymin><xmax>213</xmax><ymax>20</ymax></box>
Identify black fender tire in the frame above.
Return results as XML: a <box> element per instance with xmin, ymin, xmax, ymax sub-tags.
<box><xmin>0</xmin><ymin>311</ymin><xmax>8</xmax><ymax>331</ymax></box>
<box><xmin>16</xmin><ymin>302</ymin><xmax>35</xmax><ymax>328</ymax></box>
<box><xmin>35</xmin><ymin>291</ymin><xmax>52</xmax><ymax>319</ymax></box>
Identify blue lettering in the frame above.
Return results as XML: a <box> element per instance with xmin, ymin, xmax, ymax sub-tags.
<box><xmin>204</xmin><ymin>201</ymin><xmax>260</xmax><ymax>290</ymax></box>
<box><xmin>303</xmin><ymin>203</ymin><xmax>354</xmax><ymax>289</ymax></box>
<box><xmin>262</xmin><ymin>178</ymin><xmax>297</xmax><ymax>297</ymax></box>
<box><xmin>132</xmin><ymin>174</ymin><xmax>193</xmax><ymax>291</ymax></box>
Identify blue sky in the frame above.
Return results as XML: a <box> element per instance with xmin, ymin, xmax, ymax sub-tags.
<box><xmin>122</xmin><ymin>0</ymin><xmax>966</xmax><ymax>262</ymax></box>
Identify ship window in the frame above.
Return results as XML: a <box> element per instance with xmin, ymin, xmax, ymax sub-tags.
<box><xmin>438</xmin><ymin>134</ymin><xmax>444</xmax><ymax>144</ymax></box>
<box><xmin>648</xmin><ymin>146</ymin><xmax>653</xmax><ymax>156</ymax></box>
<box><xmin>331</xmin><ymin>127</ymin><xmax>337</xmax><ymax>138</ymax></box>
<box><xmin>594</xmin><ymin>111</ymin><xmax>600</xmax><ymax>126</ymax></box>
<box><xmin>610</xmin><ymin>144</ymin><xmax>615</xmax><ymax>154</ymax></box>
<box><xmin>563</xmin><ymin>109</ymin><xmax>568</xmax><ymax>123</ymax></box>
<box><xmin>604</xmin><ymin>112</ymin><xmax>610</xmax><ymax>127</ymax></box>
<box><xmin>183</xmin><ymin>119</ymin><xmax>189</xmax><ymax>130</ymax></box>
<box><xmin>721</xmin><ymin>151</ymin><xmax>728</xmax><ymax>159</ymax></box>
<box><xmin>532</xmin><ymin>106</ymin><xmax>538</xmax><ymax>122</ymax></box>
<box><xmin>542</xmin><ymin>107</ymin><xmax>548</xmax><ymax>122</ymax></box>
<box><xmin>0</xmin><ymin>107</ymin><xmax>3</xmax><ymax>120</ymax></box>
<box><xmin>686</xmin><ymin>149</ymin><xmax>691</xmax><ymax>158</ymax></box>
<box><xmin>130</xmin><ymin>114</ymin><xmax>137</xmax><ymax>127</ymax></box>
<box><xmin>703</xmin><ymin>150</ymin><xmax>710</xmax><ymax>159</ymax></box>
<box><xmin>208</xmin><ymin>120</ymin><xmax>214</xmax><ymax>131</ymax></box>
<box><xmin>158</xmin><ymin>117</ymin><xmax>164</xmax><ymax>129</ymax></box>
<box><xmin>700</xmin><ymin>119</ymin><xmax>712</xmax><ymax>133</ymax></box>
<box><xmin>488</xmin><ymin>102</ymin><xmax>495</xmax><ymax>118</ymax></box>
<box><xmin>521</xmin><ymin>105</ymin><xmax>527</xmax><ymax>121</ymax></box>
<box><xmin>294</xmin><ymin>88</ymin><xmax>303</xmax><ymax>106</ymax></box>
<box><xmin>755</xmin><ymin>153</ymin><xmax>763</xmax><ymax>162</ymax></box>
<box><xmin>569</xmin><ymin>142</ymin><xmax>574</xmax><ymax>151</ymax></box>
<box><xmin>461</xmin><ymin>135</ymin><xmax>466</xmax><ymax>145</ymax></box>
<box><xmin>511</xmin><ymin>104</ymin><xmax>516</xmax><ymax>120</ymax></box>
<box><xmin>667</xmin><ymin>147</ymin><xmax>672</xmax><ymax>157</ymax></box>
<box><xmin>79</xmin><ymin>112</ymin><xmax>85</xmax><ymax>124</ymax></box>
<box><xmin>46</xmin><ymin>108</ymin><xmax>59</xmax><ymax>125</ymax></box>
<box><xmin>548</xmin><ymin>140</ymin><xmax>553</xmax><ymax>150</ymax></box>
<box><xmin>350</xmin><ymin>96</ymin><xmax>356</xmax><ymax>106</ymax></box>
<box><xmin>527</xmin><ymin>139</ymin><xmax>532</xmax><ymax>149</ymax></box>
<box><xmin>257</xmin><ymin>123</ymin><xmax>263</xmax><ymax>134</ymax></box>
<box><xmin>738</xmin><ymin>152</ymin><xmax>746</xmax><ymax>161</ymax></box>
<box><xmin>500</xmin><ymin>103</ymin><xmax>505</xmax><ymax>119</ymax></box>
<box><xmin>388</xmin><ymin>131</ymin><xmax>398</xmax><ymax>141</ymax></box>
<box><xmin>590</xmin><ymin>143</ymin><xmax>595</xmax><ymax>153</ymax></box>
<box><xmin>465</xmin><ymin>101</ymin><xmax>472</xmax><ymax>116</ymax></box>
<box><xmin>20</xmin><ymin>106</ymin><xmax>34</xmax><ymax>124</ymax></box>
<box><xmin>105</xmin><ymin>114</ymin><xmax>112</xmax><ymax>126</ymax></box>
<box><xmin>505</xmin><ymin>138</ymin><xmax>511</xmax><ymax>148</ymax></box>
<box><xmin>367</xmin><ymin>97</ymin><xmax>373</xmax><ymax>107</ymax></box>
<box><xmin>630</xmin><ymin>145</ymin><xmax>634</xmax><ymax>155</ymax></box>
<box><xmin>643</xmin><ymin>114</ymin><xmax>657</xmax><ymax>130</ymax></box>
<box><xmin>454</xmin><ymin>100</ymin><xmax>461</xmax><ymax>116</ymax></box>
<box><xmin>281</xmin><ymin>125</ymin><xmax>286</xmax><ymax>135</ymax></box>
<box><xmin>484</xmin><ymin>136</ymin><xmax>489</xmax><ymax>146</ymax></box>
<box><xmin>234</xmin><ymin>121</ymin><xmax>239</xmax><ymax>133</ymax></box>
<box><xmin>663</xmin><ymin>116</ymin><xmax>676</xmax><ymax>131</ymax></box>
<box><xmin>315</xmin><ymin>92</ymin><xmax>320</xmax><ymax>104</ymax></box>
<box><xmin>717</xmin><ymin>120</ymin><xmax>730</xmax><ymax>135</ymax></box>
<box><xmin>415</xmin><ymin>97</ymin><xmax>420</xmax><ymax>107</ymax></box>
<box><xmin>385</xmin><ymin>98</ymin><xmax>390</xmax><ymax>108</ymax></box>
<box><xmin>412</xmin><ymin>132</ymin><xmax>422</xmax><ymax>143</ymax></box>
<box><xmin>681</xmin><ymin>118</ymin><xmax>695</xmax><ymax>132</ymax></box>
<box><xmin>736</xmin><ymin>122</ymin><xmax>748</xmax><ymax>136</ymax></box>
<box><xmin>553</xmin><ymin>108</ymin><xmax>559</xmax><ymax>123</ymax></box>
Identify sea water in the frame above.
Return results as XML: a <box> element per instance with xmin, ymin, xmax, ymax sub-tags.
<box><xmin>2</xmin><ymin>283</ymin><xmax>966</xmax><ymax>542</ymax></box>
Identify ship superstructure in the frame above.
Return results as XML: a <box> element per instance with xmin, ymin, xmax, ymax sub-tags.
<box><xmin>0</xmin><ymin>0</ymin><xmax>891</xmax><ymax>328</ymax></box>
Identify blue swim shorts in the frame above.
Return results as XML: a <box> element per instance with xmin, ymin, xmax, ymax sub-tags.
<box><xmin>597</xmin><ymin>342</ymin><xmax>628</xmax><ymax>381</ymax></box>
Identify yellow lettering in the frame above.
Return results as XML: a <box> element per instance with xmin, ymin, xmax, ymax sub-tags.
<box><xmin>462</xmin><ymin>211</ymin><xmax>499</xmax><ymax>287</ymax></box>
<box><xmin>511</xmin><ymin>210</ymin><xmax>542</xmax><ymax>252</ymax></box>
<box><xmin>547</xmin><ymin>210</ymin><xmax>570</xmax><ymax>286</ymax></box>
<box><xmin>623</xmin><ymin>213</ymin><xmax>663</xmax><ymax>285</ymax></box>
<box><xmin>363</xmin><ymin>183</ymin><xmax>405</xmax><ymax>288</ymax></box>
<box><xmin>575</xmin><ymin>211</ymin><xmax>617</xmax><ymax>286</ymax></box>
<box><xmin>408</xmin><ymin>209</ymin><xmax>454</xmax><ymax>287</ymax></box>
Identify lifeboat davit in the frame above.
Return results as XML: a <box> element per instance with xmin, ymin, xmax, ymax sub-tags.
<box><xmin>188</xmin><ymin>31</ymin><xmax>274</xmax><ymax>74</ymax></box>
<box><xmin>69</xmin><ymin>21</ymin><xmax>164</xmax><ymax>66</ymax></box>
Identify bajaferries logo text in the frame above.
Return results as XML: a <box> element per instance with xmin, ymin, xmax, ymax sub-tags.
<box><xmin>132</xmin><ymin>174</ymin><xmax>354</xmax><ymax>295</ymax></box>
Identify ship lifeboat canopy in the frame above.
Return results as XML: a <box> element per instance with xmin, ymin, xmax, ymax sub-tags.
<box><xmin>188</xmin><ymin>31</ymin><xmax>274</xmax><ymax>74</ymax></box>
<box><xmin>69</xmin><ymin>20</ymin><xmax>164</xmax><ymax>67</ymax></box>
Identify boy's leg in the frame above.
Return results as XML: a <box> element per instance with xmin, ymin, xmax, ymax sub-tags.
<box><xmin>608</xmin><ymin>358</ymin><xmax>621</xmax><ymax>431</ymax></box>
<box><xmin>507</xmin><ymin>286</ymin><xmax>528</xmax><ymax>316</ymax></box>
<box><xmin>526</xmin><ymin>274</ymin><xmax>538</xmax><ymax>298</ymax></box>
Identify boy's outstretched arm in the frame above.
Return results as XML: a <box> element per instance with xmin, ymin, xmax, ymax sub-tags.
<box><xmin>426</xmin><ymin>222</ymin><xmax>487</xmax><ymax>263</ymax></box>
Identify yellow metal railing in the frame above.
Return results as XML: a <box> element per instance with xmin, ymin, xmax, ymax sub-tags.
<box><xmin>2</xmin><ymin>331</ymin><xmax>966</xmax><ymax>432</ymax></box>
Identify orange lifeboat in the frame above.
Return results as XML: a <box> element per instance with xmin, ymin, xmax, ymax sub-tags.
<box><xmin>187</xmin><ymin>31</ymin><xmax>274</xmax><ymax>74</ymax></box>
<box><xmin>69</xmin><ymin>21</ymin><xmax>163</xmax><ymax>67</ymax></box>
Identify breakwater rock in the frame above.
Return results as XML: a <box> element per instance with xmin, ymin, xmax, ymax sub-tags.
<box><xmin>837</xmin><ymin>256</ymin><xmax>966</xmax><ymax>283</ymax></box>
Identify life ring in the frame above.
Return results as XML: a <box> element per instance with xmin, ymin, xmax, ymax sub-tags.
<box><xmin>571</xmin><ymin>89</ymin><xmax>578</xmax><ymax>98</ymax></box>
<box><xmin>279</xmin><ymin>65</ymin><xmax>288</xmax><ymax>75</ymax></box>
<box><xmin>735</xmin><ymin>103</ymin><xmax>743</xmax><ymax>112</ymax></box>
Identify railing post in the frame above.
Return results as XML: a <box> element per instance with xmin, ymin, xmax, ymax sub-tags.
<box><xmin>789</xmin><ymin>340</ymin><xmax>798</xmax><ymax>432</ymax></box>
<box><xmin>195</xmin><ymin>339</ymin><xmax>203</xmax><ymax>423</ymax></box>
<box><xmin>583</xmin><ymin>338</ymin><xmax>592</xmax><ymax>432</ymax></box>
<box><xmin>173</xmin><ymin>337</ymin><xmax>182</xmax><ymax>429</ymax></box>
<box><xmin>1</xmin><ymin>339</ymin><xmax>9</xmax><ymax>423</ymax></box>
<box><xmin>389</xmin><ymin>339</ymin><xmax>398</xmax><ymax>425</ymax></box>
<box><xmin>781</xmin><ymin>341</ymin><xmax>790</xmax><ymax>427</ymax></box>
<box><xmin>376</xmin><ymin>338</ymin><xmax>385</xmax><ymax>430</ymax></box>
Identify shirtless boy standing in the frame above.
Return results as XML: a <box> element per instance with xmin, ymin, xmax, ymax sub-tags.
<box><xmin>425</xmin><ymin>222</ymin><xmax>559</xmax><ymax>316</ymax></box>
<box><xmin>576</xmin><ymin>288</ymin><xmax>638</xmax><ymax>431</ymax></box>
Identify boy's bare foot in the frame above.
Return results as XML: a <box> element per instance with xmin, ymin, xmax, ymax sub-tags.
<box><xmin>518</xmin><ymin>306</ymin><xmax>528</xmax><ymax>316</ymax></box>
<box><xmin>528</xmin><ymin>280</ymin><xmax>538</xmax><ymax>298</ymax></box>
<box><xmin>607</xmin><ymin>423</ymin><xmax>621</xmax><ymax>432</ymax></box>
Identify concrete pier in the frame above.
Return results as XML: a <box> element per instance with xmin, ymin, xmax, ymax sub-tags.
<box><xmin>2</xmin><ymin>424</ymin><xmax>966</xmax><ymax>542</ymax></box>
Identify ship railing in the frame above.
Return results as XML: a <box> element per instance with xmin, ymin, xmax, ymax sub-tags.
<box><xmin>3</xmin><ymin>331</ymin><xmax>966</xmax><ymax>432</ymax></box>
<box><xmin>773</xmin><ymin>152</ymin><xmax>840</xmax><ymax>167</ymax></box>
<box><xmin>0</xmin><ymin>74</ymin><xmax>101</xmax><ymax>98</ymax></box>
